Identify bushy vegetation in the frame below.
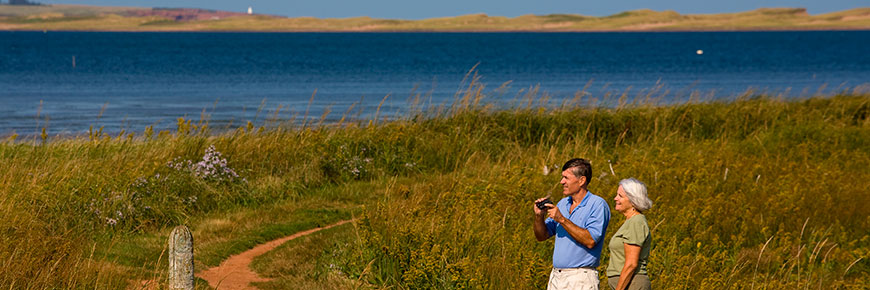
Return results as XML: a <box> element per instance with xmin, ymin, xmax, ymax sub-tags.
<box><xmin>0</xmin><ymin>89</ymin><xmax>867</xmax><ymax>288</ymax></box>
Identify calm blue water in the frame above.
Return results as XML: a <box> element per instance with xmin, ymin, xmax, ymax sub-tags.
<box><xmin>1</xmin><ymin>31</ymin><xmax>869</xmax><ymax>136</ymax></box>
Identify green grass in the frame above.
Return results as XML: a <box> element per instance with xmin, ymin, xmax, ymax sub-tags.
<box><xmin>250</xmin><ymin>223</ymin><xmax>363</xmax><ymax>289</ymax></box>
<box><xmin>139</xmin><ymin>19</ymin><xmax>182</xmax><ymax>26</ymax></box>
<box><xmin>195</xmin><ymin>207</ymin><xmax>355</xmax><ymax>268</ymax></box>
<box><xmin>0</xmin><ymin>85</ymin><xmax>868</xmax><ymax>288</ymax></box>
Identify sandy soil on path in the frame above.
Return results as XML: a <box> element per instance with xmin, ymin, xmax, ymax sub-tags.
<box><xmin>197</xmin><ymin>220</ymin><xmax>354</xmax><ymax>290</ymax></box>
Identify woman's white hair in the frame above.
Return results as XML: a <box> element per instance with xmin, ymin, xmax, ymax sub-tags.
<box><xmin>619</xmin><ymin>178</ymin><xmax>653</xmax><ymax>212</ymax></box>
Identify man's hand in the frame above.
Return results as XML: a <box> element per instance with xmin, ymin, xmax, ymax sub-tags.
<box><xmin>546</xmin><ymin>204</ymin><xmax>565</xmax><ymax>223</ymax></box>
<box><xmin>533</xmin><ymin>197</ymin><xmax>549</xmax><ymax>218</ymax></box>
<box><xmin>533</xmin><ymin>197</ymin><xmax>553</xmax><ymax>241</ymax></box>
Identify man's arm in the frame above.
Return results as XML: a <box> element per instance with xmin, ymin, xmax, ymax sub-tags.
<box><xmin>534</xmin><ymin>214</ymin><xmax>552</xmax><ymax>241</ymax></box>
<box><xmin>551</xmin><ymin>213</ymin><xmax>596</xmax><ymax>248</ymax></box>
<box><xmin>533</xmin><ymin>197</ymin><xmax>553</xmax><ymax>241</ymax></box>
<box><xmin>548</xmin><ymin>199</ymin><xmax>609</xmax><ymax>249</ymax></box>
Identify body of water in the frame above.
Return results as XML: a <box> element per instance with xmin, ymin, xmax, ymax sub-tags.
<box><xmin>1</xmin><ymin>31</ymin><xmax>868</xmax><ymax>135</ymax></box>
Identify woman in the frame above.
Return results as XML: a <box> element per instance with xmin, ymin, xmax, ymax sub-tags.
<box><xmin>607</xmin><ymin>178</ymin><xmax>653</xmax><ymax>290</ymax></box>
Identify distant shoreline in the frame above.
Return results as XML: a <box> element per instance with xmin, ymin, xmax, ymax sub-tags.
<box><xmin>1</xmin><ymin>5</ymin><xmax>868</xmax><ymax>32</ymax></box>
<box><xmin>4</xmin><ymin>28</ymin><xmax>870</xmax><ymax>33</ymax></box>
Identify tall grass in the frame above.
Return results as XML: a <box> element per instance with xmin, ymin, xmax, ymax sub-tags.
<box><xmin>0</xmin><ymin>85</ymin><xmax>867</xmax><ymax>288</ymax></box>
<box><xmin>337</xmin><ymin>93</ymin><xmax>870</xmax><ymax>289</ymax></box>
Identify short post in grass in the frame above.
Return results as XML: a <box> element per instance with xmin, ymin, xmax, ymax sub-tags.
<box><xmin>169</xmin><ymin>225</ymin><xmax>194</xmax><ymax>290</ymax></box>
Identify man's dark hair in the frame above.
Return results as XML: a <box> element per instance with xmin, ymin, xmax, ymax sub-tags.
<box><xmin>562</xmin><ymin>158</ymin><xmax>592</xmax><ymax>187</ymax></box>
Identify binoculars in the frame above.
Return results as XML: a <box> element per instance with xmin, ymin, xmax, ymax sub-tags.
<box><xmin>536</xmin><ymin>198</ymin><xmax>553</xmax><ymax>210</ymax></box>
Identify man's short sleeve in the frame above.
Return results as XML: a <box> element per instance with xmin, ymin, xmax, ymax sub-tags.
<box><xmin>545</xmin><ymin>217</ymin><xmax>557</xmax><ymax>237</ymax></box>
<box><xmin>584</xmin><ymin>199</ymin><xmax>611</xmax><ymax>244</ymax></box>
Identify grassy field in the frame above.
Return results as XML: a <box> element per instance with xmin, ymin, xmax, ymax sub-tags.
<box><xmin>1</xmin><ymin>5</ymin><xmax>869</xmax><ymax>31</ymax></box>
<box><xmin>0</xmin><ymin>84</ymin><xmax>868</xmax><ymax>288</ymax></box>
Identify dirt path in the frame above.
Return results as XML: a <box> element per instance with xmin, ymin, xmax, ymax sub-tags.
<box><xmin>196</xmin><ymin>220</ymin><xmax>354</xmax><ymax>290</ymax></box>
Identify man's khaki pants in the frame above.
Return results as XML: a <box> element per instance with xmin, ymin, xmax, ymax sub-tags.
<box><xmin>548</xmin><ymin>267</ymin><xmax>599</xmax><ymax>290</ymax></box>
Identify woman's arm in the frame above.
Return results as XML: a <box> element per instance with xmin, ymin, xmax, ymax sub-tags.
<box><xmin>615</xmin><ymin>243</ymin><xmax>641</xmax><ymax>290</ymax></box>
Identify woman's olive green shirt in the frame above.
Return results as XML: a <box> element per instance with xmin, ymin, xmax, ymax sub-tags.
<box><xmin>606</xmin><ymin>214</ymin><xmax>651</xmax><ymax>277</ymax></box>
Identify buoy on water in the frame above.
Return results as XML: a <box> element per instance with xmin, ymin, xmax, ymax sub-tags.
<box><xmin>696</xmin><ymin>49</ymin><xmax>704</xmax><ymax>55</ymax></box>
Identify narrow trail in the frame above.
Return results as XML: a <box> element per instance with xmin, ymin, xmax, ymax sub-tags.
<box><xmin>197</xmin><ymin>220</ymin><xmax>354</xmax><ymax>290</ymax></box>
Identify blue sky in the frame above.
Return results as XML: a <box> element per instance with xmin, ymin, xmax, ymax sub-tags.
<box><xmin>39</xmin><ymin>0</ymin><xmax>868</xmax><ymax>19</ymax></box>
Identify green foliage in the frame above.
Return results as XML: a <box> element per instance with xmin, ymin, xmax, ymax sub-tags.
<box><xmin>139</xmin><ymin>19</ymin><xmax>180</xmax><ymax>26</ymax></box>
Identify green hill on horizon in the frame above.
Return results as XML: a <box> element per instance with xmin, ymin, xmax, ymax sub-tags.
<box><xmin>0</xmin><ymin>4</ymin><xmax>869</xmax><ymax>31</ymax></box>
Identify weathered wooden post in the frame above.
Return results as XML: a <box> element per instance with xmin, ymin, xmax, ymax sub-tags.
<box><xmin>168</xmin><ymin>225</ymin><xmax>194</xmax><ymax>290</ymax></box>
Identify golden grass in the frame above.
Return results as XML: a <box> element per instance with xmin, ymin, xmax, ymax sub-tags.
<box><xmin>0</xmin><ymin>86</ymin><xmax>867</xmax><ymax>288</ymax></box>
<box><xmin>314</xmin><ymin>93</ymin><xmax>869</xmax><ymax>289</ymax></box>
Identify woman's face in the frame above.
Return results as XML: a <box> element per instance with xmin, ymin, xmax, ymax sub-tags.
<box><xmin>614</xmin><ymin>185</ymin><xmax>634</xmax><ymax>213</ymax></box>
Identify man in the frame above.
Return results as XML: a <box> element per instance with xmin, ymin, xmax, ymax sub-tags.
<box><xmin>534</xmin><ymin>158</ymin><xmax>611</xmax><ymax>290</ymax></box>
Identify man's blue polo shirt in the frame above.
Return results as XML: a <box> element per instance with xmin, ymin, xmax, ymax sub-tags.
<box><xmin>545</xmin><ymin>191</ymin><xmax>611</xmax><ymax>268</ymax></box>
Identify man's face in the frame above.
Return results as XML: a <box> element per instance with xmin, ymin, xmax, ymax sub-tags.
<box><xmin>560</xmin><ymin>169</ymin><xmax>585</xmax><ymax>196</ymax></box>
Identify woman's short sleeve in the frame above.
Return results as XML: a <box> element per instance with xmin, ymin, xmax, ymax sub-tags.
<box><xmin>622</xmin><ymin>216</ymin><xmax>650</xmax><ymax>246</ymax></box>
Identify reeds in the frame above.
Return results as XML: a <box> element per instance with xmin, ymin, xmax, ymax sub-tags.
<box><xmin>0</xmin><ymin>86</ymin><xmax>867</xmax><ymax>288</ymax></box>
